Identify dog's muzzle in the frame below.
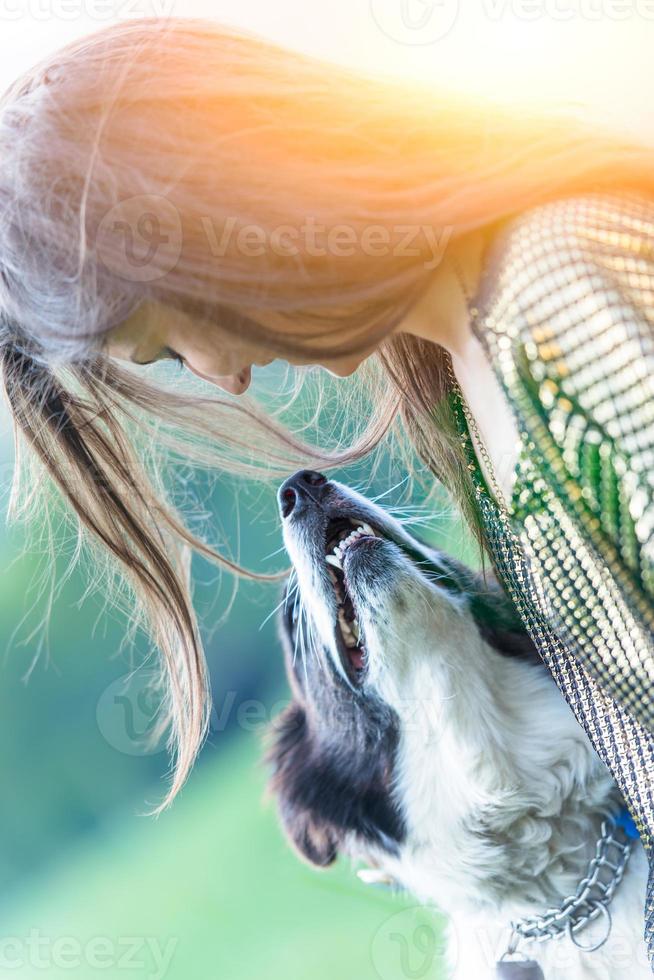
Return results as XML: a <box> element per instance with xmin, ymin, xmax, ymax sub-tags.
<box><xmin>277</xmin><ymin>470</ymin><xmax>395</xmax><ymax>686</ymax></box>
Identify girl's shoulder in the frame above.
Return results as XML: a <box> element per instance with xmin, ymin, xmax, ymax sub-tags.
<box><xmin>474</xmin><ymin>187</ymin><xmax>654</xmax><ymax>361</ymax></box>
<box><xmin>486</xmin><ymin>188</ymin><xmax>654</xmax><ymax>267</ymax></box>
<box><xmin>474</xmin><ymin>189</ymin><xmax>654</xmax><ymax>319</ymax></box>
<box><xmin>473</xmin><ymin>186</ymin><xmax>654</xmax><ymax>555</ymax></box>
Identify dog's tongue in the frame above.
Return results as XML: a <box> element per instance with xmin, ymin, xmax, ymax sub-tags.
<box><xmin>349</xmin><ymin>648</ymin><xmax>365</xmax><ymax>671</ymax></box>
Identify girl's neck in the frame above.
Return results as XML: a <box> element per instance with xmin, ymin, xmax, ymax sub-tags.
<box><xmin>395</xmin><ymin>224</ymin><xmax>522</xmax><ymax>506</ymax></box>
<box><xmin>394</xmin><ymin>226</ymin><xmax>488</xmax><ymax>360</ymax></box>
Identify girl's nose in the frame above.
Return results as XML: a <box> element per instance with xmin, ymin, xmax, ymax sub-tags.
<box><xmin>186</xmin><ymin>364</ymin><xmax>252</xmax><ymax>394</ymax></box>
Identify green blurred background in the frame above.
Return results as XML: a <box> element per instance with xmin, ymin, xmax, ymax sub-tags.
<box><xmin>0</xmin><ymin>369</ymin><xmax>479</xmax><ymax>980</ymax></box>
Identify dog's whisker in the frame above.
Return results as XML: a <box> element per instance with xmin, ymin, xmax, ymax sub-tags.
<box><xmin>259</xmin><ymin>591</ymin><xmax>295</xmax><ymax>630</ymax></box>
<box><xmin>260</xmin><ymin>542</ymin><xmax>290</xmax><ymax>561</ymax></box>
<box><xmin>298</xmin><ymin>612</ymin><xmax>312</xmax><ymax>689</ymax></box>
<box><xmin>290</xmin><ymin>593</ymin><xmax>304</xmax><ymax>668</ymax></box>
<box><xmin>283</xmin><ymin>580</ymin><xmax>300</xmax><ymax>606</ymax></box>
<box><xmin>368</xmin><ymin>475</ymin><xmax>411</xmax><ymax>504</ymax></box>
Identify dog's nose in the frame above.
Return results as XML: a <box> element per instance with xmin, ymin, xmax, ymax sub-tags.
<box><xmin>278</xmin><ymin>470</ymin><xmax>328</xmax><ymax>518</ymax></box>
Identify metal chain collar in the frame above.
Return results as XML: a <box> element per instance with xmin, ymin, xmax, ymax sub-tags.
<box><xmin>506</xmin><ymin>816</ymin><xmax>633</xmax><ymax>954</ymax></box>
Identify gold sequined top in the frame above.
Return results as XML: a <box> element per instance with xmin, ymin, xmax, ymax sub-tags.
<box><xmin>448</xmin><ymin>189</ymin><xmax>654</xmax><ymax>962</ymax></box>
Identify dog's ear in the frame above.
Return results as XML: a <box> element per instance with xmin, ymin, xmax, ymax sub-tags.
<box><xmin>266</xmin><ymin>703</ymin><xmax>340</xmax><ymax>868</ymax></box>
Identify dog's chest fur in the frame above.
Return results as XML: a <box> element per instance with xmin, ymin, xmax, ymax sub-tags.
<box><xmin>364</xmin><ymin>598</ymin><xmax>648</xmax><ymax>977</ymax></box>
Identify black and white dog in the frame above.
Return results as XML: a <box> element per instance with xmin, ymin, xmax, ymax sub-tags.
<box><xmin>266</xmin><ymin>470</ymin><xmax>648</xmax><ymax>979</ymax></box>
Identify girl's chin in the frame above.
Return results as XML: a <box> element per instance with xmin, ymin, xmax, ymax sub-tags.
<box><xmin>286</xmin><ymin>354</ymin><xmax>366</xmax><ymax>377</ymax></box>
<box><xmin>320</xmin><ymin>359</ymin><xmax>362</xmax><ymax>378</ymax></box>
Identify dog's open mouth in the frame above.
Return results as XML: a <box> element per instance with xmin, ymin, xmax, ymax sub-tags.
<box><xmin>324</xmin><ymin>517</ymin><xmax>379</xmax><ymax>685</ymax></box>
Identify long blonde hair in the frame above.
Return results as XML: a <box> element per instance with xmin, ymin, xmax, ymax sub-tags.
<box><xmin>1</xmin><ymin>16</ymin><xmax>653</xmax><ymax>810</ymax></box>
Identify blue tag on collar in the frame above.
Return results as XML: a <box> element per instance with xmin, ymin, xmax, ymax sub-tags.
<box><xmin>495</xmin><ymin>961</ymin><xmax>544</xmax><ymax>978</ymax></box>
<box><xmin>615</xmin><ymin>807</ymin><xmax>640</xmax><ymax>840</ymax></box>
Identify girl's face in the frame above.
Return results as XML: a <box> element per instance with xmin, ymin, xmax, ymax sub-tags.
<box><xmin>104</xmin><ymin>299</ymin><xmax>370</xmax><ymax>394</ymax></box>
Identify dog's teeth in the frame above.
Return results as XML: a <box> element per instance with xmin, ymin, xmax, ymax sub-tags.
<box><xmin>337</xmin><ymin>608</ymin><xmax>358</xmax><ymax>647</ymax></box>
<box><xmin>352</xmin><ymin>620</ymin><xmax>360</xmax><ymax>641</ymax></box>
<box><xmin>326</xmin><ymin>554</ymin><xmax>342</xmax><ymax>569</ymax></box>
<box><xmin>331</xmin><ymin>523</ymin><xmax>375</xmax><ymax>568</ymax></box>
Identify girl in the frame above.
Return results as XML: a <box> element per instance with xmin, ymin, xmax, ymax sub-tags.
<box><xmin>0</xmin><ymin>16</ymin><xmax>653</xmax><ymax>965</ymax></box>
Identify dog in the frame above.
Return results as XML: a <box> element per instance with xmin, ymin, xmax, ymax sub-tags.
<box><xmin>265</xmin><ymin>470</ymin><xmax>649</xmax><ymax>979</ymax></box>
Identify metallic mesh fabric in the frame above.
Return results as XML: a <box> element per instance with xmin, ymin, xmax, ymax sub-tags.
<box><xmin>449</xmin><ymin>189</ymin><xmax>654</xmax><ymax>967</ymax></box>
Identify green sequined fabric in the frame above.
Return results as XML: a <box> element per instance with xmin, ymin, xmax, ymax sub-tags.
<box><xmin>448</xmin><ymin>189</ymin><xmax>654</xmax><ymax>967</ymax></box>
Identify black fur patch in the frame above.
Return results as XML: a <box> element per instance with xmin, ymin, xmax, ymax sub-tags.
<box><xmin>265</xmin><ymin>598</ymin><xmax>406</xmax><ymax>867</ymax></box>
